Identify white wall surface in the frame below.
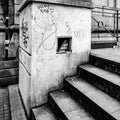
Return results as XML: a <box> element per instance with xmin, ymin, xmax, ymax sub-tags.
<box><xmin>19</xmin><ymin>2</ymin><xmax>91</xmax><ymax>116</ymax></box>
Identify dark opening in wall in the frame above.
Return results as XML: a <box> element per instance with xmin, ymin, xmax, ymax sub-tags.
<box><xmin>57</xmin><ymin>37</ymin><xmax>72</xmax><ymax>53</ymax></box>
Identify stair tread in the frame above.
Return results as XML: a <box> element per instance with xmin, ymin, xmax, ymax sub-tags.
<box><xmin>0</xmin><ymin>68</ymin><xmax>19</xmax><ymax>78</ymax></box>
<box><xmin>32</xmin><ymin>104</ymin><xmax>58</xmax><ymax>120</ymax></box>
<box><xmin>91</xmin><ymin>48</ymin><xmax>120</xmax><ymax>64</ymax></box>
<box><xmin>0</xmin><ymin>59</ymin><xmax>18</xmax><ymax>70</ymax></box>
<box><xmin>65</xmin><ymin>76</ymin><xmax>120</xmax><ymax>119</ymax></box>
<box><xmin>50</xmin><ymin>90</ymin><xmax>95</xmax><ymax>120</ymax></box>
<box><xmin>80</xmin><ymin>64</ymin><xmax>120</xmax><ymax>87</ymax></box>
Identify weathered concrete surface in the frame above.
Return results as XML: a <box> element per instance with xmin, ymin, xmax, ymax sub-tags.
<box><xmin>19</xmin><ymin>63</ymin><xmax>31</xmax><ymax>116</ymax></box>
<box><xmin>91</xmin><ymin>48</ymin><xmax>120</xmax><ymax>63</ymax></box>
<box><xmin>19</xmin><ymin>1</ymin><xmax>92</xmax><ymax>117</ymax></box>
<box><xmin>31</xmin><ymin>2</ymin><xmax>91</xmax><ymax>107</ymax></box>
<box><xmin>64</xmin><ymin>76</ymin><xmax>120</xmax><ymax>120</ymax></box>
<box><xmin>49</xmin><ymin>90</ymin><xmax>95</xmax><ymax>120</ymax></box>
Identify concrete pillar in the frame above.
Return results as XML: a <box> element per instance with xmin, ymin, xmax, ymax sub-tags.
<box><xmin>18</xmin><ymin>0</ymin><xmax>92</xmax><ymax>117</ymax></box>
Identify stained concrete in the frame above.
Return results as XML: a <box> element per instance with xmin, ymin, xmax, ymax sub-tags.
<box><xmin>19</xmin><ymin>0</ymin><xmax>92</xmax><ymax>117</ymax></box>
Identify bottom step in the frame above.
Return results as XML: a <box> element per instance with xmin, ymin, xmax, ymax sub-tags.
<box><xmin>32</xmin><ymin>104</ymin><xmax>58</xmax><ymax>120</ymax></box>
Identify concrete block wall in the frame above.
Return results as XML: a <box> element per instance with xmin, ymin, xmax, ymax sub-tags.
<box><xmin>19</xmin><ymin>0</ymin><xmax>92</xmax><ymax>117</ymax></box>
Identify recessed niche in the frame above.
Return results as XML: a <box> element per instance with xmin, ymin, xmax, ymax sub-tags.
<box><xmin>57</xmin><ymin>37</ymin><xmax>72</xmax><ymax>53</ymax></box>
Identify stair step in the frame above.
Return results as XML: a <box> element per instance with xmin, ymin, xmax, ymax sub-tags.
<box><xmin>0</xmin><ymin>68</ymin><xmax>18</xmax><ymax>78</ymax></box>
<box><xmin>0</xmin><ymin>76</ymin><xmax>18</xmax><ymax>86</ymax></box>
<box><xmin>64</xmin><ymin>76</ymin><xmax>120</xmax><ymax>120</ymax></box>
<box><xmin>91</xmin><ymin>41</ymin><xmax>116</xmax><ymax>49</ymax></box>
<box><xmin>32</xmin><ymin>104</ymin><xmax>58</xmax><ymax>120</ymax></box>
<box><xmin>49</xmin><ymin>90</ymin><xmax>95</xmax><ymax>120</ymax></box>
<box><xmin>78</xmin><ymin>64</ymin><xmax>120</xmax><ymax>101</ymax></box>
<box><xmin>0</xmin><ymin>60</ymin><xmax>18</xmax><ymax>70</ymax></box>
<box><xmin>90</xmin><ymin>49</ymin><xmax>120</xmax><ymax>75</ymax></box>
<box><xmin>9</xmin><ymin>85</ymin><xmax>27</xmax><ymax>120</ymax></box>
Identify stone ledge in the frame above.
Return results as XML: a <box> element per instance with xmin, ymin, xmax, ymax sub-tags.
<box><xmin>18</xmin><ymin>0</ymin><xmax>93</xmax><ymax>12</ymax></box>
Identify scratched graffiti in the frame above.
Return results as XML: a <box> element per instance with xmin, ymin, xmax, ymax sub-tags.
<box><xmin>33</xmin><ymin>3</ymin><xmax>87</xmax><ymax>52</ymax></box>
<box><xmin>74</xmin><ymin>29</ymin><xmax>85</xmax><ymax>38</ymax></box>
<box><xmin>33</xmin><ymin>4</ymin><xmax>73</xmax><ymax>52</ymax></box>
<box><xmin>65</xmin><ymin>22</ymin><xmax>72</xmax><ymax>35</ymax></box>
<box><xmin>21</xmin><ymin>18</ymin><xmax>29</xmax><ymax>48</ymax></box>
<box><xmin>37</xmin><ymin>4</ymin><xmax>49</xmax><ymax>13</ymax></box>
<box><xmin>34</xmin><ymin>4</ymin><xmax>60</xmax><ymax>52</ymax></box>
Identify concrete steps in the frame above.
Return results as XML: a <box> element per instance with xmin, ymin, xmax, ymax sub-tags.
<box><xmin>78</xmin><ymin>64</ymin><xmax>120</xmax><ymax>101</ymax></box>
<box><xmin>9</xmin><ymin>85</ymin><xmax>27</xmax><ymax>120</ymax></box>
<box><xmin>32</xmin><ymin>48</ymin><xmax>120</xmax><ymax>120</ymax></box>
<box><xmin>0</xmin><ymin>60</ymin><xmax>18</xmax><ymax>86</ymax></box>
<box><xmin>49</xmin><ymin>90</ymin><xmax>95</xmax><ymax>120</ymax></box>
<box><xmin>90</xmin><ymin>49</ymin><xmax>120</xmax><ymax>75</ymax></box>
<box><xmin>91</xmin><ymin>40</ymin><xmax>116</xmax><ymax>49</ymax></box>
<box><xmin>64</xmin><ymin>76</ymin><xmax>120</xmax><ymax>120</ymax></box>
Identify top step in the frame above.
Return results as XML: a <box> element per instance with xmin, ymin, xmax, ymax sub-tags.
<box><xmin>0</xmin><ymin>59</ymin><xmax>18</xmax><ymax>70</ymax></box>
<box><xmin>90</xmin><ymin>48</ymin><xmax>120</xmax><ymax>75</ymax></box>
<box><xmin>90</xmin><ymin>48</ymin><xmax>120</xmax><ymax>63</ymax></box>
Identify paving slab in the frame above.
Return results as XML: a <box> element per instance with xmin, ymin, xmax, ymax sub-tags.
<box><xmin>9</xmin><ymin>85</ymin><xmax>27</xmax><ymax>120</ymax></box>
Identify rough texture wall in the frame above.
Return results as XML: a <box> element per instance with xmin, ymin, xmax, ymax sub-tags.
<box><xmin>31</xmin><ymin>3</ymin><xmax>91</xmax><ymax>106</ymax></box>
<box><xmin>19</xmin><ymin>1</ymin><xmax>91</xmax><ymax>117</ymax></box>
